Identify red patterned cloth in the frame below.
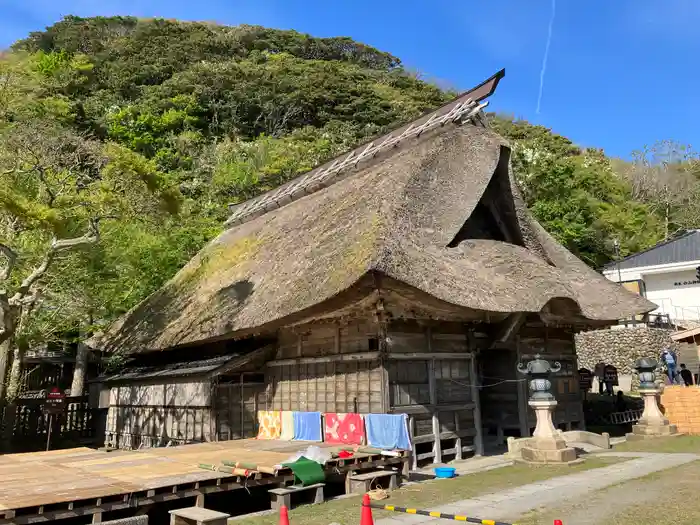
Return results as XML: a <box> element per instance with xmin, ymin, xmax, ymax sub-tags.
<box><xmin>324</xmin><ymin>413</ymin><xmax>365</xmax><ymax>445</ymax></box>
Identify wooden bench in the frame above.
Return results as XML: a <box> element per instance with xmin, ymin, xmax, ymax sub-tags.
<box><xmin>268</xmin><ymin>483</ymin><xmax>325</xmax><ymax>510</ymax></box>
<box><xmin>348</xmin><ymin>470</ymin><xmax>399</xmax><ymax>494</ymax></box>
<box><xmin>169</xmin><ymin>507</ymin><xmax>230</xmax><ymax>525</ymax></box>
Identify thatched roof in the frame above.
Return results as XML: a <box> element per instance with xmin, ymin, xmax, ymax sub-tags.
<box><xmin>94</xmin><ymin>75</ymin><xmax>654</xmax><ymax>354</ymax></box>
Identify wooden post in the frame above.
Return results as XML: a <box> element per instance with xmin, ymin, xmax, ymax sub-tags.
<box><xmin>469</xmin><ymin>355</ymin><xmax>484</xmax><ymax>456</ymax></box>
<box><xmin>516</xmin><ymin>337</ymin><xmax>531</xmax><ymax>438</ymax></box>
<box><xmin>46</xmin><ymin>414</ymin><xmax>53</xmax><ymax>451</ymax></box>
<box><xmin>454</xmin><ymin>411</ymin><xmax>462</xmax><ymax>460</ymax></box>
<box><xmin>428</xmin><ymin>358</ymin><xmax>441</xmax><ymax>464</ymax></box>
<box><xmin>375</xmin><ymin>301</ymin><xmax>391</xmax><ymax>414</ymax></box>
<box><xmin>410</xmin><ymin>416</ymin><xmax>418</xmax><ymax>471</ymax></box>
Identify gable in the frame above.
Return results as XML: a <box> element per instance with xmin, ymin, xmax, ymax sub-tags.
<box><xmin>449</xmin><ymin>146</ymin><xmax>524</xmax><ymax>247</ymax></box>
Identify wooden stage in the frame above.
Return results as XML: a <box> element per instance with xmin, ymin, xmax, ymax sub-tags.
<box><xmin>0</xmin><ymin>439</ymin><xmax>408</xmax><ymax>524</ymax></box>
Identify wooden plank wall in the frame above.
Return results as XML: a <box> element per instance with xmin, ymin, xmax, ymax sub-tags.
<box><xmin>481</xmin><ymin>319</ymin><xmax>584</xmax><ymax>443</ymax></box>
<box><xmin>266</xmin><ymin>321</ymin><xmax>385</xmax><ymax>414</ymax></box>
<box><xmin>214</xmin><ymin>382</ymin><xmax>266</xmax><ymax>440</ymax></box>
<box><xmin>519</xmin><ymin>322</ymin><xmax>583</xmax><ymax>432</ymax></box>
<box><xmin>105</xmin><ymin>379</ymin><xmax>214</xmax><ymax>449</ymax></box>
<box><xmin>386</xmin><ymin>321</ymin><xmax>481</xmax><ymax>467</ymax></box>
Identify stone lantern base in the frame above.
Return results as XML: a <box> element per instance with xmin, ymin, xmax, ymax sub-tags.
<box><xmin>512</xmin><ymin>400</ymin><xmax>578</xmax><ymax>463</ymax></box>
<box><xmin>627</xmin><ymin>387</ymin><xmax>678</xmax><ymax>440</ymax></box>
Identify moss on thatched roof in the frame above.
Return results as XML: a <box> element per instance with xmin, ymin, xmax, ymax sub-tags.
<box><xmin>94</xmin><ymin>122</ymin><xmax>654</xmax><ymax>354</ymax></box>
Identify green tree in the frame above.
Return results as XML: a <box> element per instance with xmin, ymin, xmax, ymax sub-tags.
<box><xmin>0</xmin><ymin>120</ymin><xmax>180</xmax><ymax>401</ymax></box>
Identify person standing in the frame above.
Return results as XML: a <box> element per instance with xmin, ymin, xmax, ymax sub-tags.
<box><xmin>594</xmin><ymin>362</ymin><xmax>605</xmax><ymax>394</ymax></box>
<box><xmin>679</xmin><ymin>364</ymin><xmax>694</xmax><ymax>386</ymax></box>
<box><xmin>660</xmin><ymin>348</ymin><xmax>678</xmax><ymax>384</ymax></box>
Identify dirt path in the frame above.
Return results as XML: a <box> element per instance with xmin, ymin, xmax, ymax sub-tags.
<box><xmin>518</xmin><ymin>458</ymin><xmax>700</xmax><ymax>525</ymax></box>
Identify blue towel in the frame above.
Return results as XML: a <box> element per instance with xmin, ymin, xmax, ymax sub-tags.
<box><xmin>365</xmin><ymin>413</ymin><xmax>411</xmax><ymax>450</ymax></box>
<box><xmin>293</xmin><ymin>411</ymin><xmax>322</xmax><ymax>441</ymax></box>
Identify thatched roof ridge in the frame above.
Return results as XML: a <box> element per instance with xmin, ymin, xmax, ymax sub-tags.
<box><xmin>95</xmin><ymin>123</ymin><xmax>655</xmax><ymax>354</ymax></box>
<box><xmin>224</xmin><ymin>69</ymin><xmax>505</xmax><ymax>228</ymax></box>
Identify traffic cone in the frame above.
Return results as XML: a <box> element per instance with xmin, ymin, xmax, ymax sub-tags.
<box><xmin>279</xmin><ymin>505</ymin><xmax>290</xmax><ymax>525</ymax></box>
<box><xmin>360</xmin><ymin>493</ymin><xmax>374</xmax><ymax>525</ymax></box>
<box><xmin>554</xmin><ymin>520</ymin><xmax>563</xmax><ymax>525</ymax></box>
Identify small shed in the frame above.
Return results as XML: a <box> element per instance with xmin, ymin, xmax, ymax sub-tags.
<box><xmin>98</xmin><ymin>345</ymin><xmax>275</xmax><ymax>448</ymax></box>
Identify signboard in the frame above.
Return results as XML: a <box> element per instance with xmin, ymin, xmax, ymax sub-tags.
<box><xmin>43</xmin><ymin>387</ymin><xmax>66</xmax><ymax>415</ymax></box>
<box><xmin>604</xmin><ymin>364</ymin><xmax>619</xmax><ymax>387</ymax></box>
<box><xmin>578</xmin><ymin>368</ymin><xmax>593</xmax><ymax>391</ymax></box>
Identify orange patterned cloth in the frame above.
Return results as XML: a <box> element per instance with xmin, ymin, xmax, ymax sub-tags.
<box><xmin>256</xmin><ymin>410</ymin><xmax>282</xmax><ymax>439</ymax></box>
<box><xmin>324</xmin><ymin>413</ymin><xmax>365</xmax><ymax>445</ymax></box>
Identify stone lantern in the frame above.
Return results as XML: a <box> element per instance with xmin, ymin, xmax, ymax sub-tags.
<box><xmin>628</xmin><ymin>357</ymin><xmax>677</xmax><ymax>439</ymax></box>
<box><xmin>518</xmin><ymin>354</ymin><xmax>561</xmax><ymax>402</ymax></box>
<box><xmin>516</xmin><ymin>355</ymin><xmax>577</xmax><ymax>462</ymax></box>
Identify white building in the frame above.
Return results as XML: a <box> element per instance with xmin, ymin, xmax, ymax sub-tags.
<box><xmin>602</xmin><ymin>230</ymin><xmax>700</xmax><ymax>326</ymax></box>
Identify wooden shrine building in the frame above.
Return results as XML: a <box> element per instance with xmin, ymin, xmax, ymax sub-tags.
<box><xmin>92</xmin><ymin>69</ymin><xmax>654</xmax><ymax>463</ymax></box>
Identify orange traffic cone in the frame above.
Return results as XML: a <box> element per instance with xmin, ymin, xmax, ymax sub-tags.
<box><xmin>554</xmin><ymin>520</ymin><xmax>563</xmax><ymax>525</ymax></box>
<box><xmin>360</xmin><ymin>493</ymin><xmax>374</xmax><ymax>525</ymax></box>
<box><xmin>279</xmin><ymin>505</ymin><xmax>290</xmax><ymax>525</ymax></box>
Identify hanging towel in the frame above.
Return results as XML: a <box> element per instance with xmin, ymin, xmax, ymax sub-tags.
<box><xmin>256</xmin><ymin>410</ymin><xmax>282</xmax><ymax>440</ymax></box>
<box><xmin>365</xmin><ymin>413</ymin><xmax>411</xmax><ymax>450</ymax></box>
<box><xmin>293</xmin><ymin>412</ymin><xmax>322</xmax><ymax>441</ymax></box>
<box><xmin>280</xmin><ymin>411</ymin><xmax>294</xmax><ymax>441</ymax></box>
<box><xmin>324</xmin><ymin>413</ymin><xmax>365</xmax><ymax>445</ymax></box>
<box><xmin>281</xmin><ymin>456</ymin><xmax>325</xmax><ymax>486</ymax></box>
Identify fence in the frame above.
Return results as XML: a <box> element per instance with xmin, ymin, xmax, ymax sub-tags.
<box><xmin>0</xmin><ymin>395</ymin><xmax>98</xmax><ymax>452</ymax></box>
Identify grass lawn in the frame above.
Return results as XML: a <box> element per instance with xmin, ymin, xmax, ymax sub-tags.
<box><xmin>232</xmin><ymin>457</ymin><xmax>623</xmax><ymax>525</ymax></box>
<box><xmin>611</xmin><ymin>434</ymin><xmax>700</xmax><ymax>453</ymax></box>
<box><xmin>517</xmin><ymin>459</ymin><xmax>700</xmax><ymax>525</ymax></box>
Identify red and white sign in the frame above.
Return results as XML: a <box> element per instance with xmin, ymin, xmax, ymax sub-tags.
<box><xmin>43</xmin><ymin>387</ymin><xmax>66</xmax><ymax>415</ymax></box>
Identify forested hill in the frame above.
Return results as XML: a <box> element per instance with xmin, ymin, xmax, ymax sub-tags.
<box><xmin>1</xmin><ymin>15</ymin><xmax>699</xmax><ymax>344</ymax></box>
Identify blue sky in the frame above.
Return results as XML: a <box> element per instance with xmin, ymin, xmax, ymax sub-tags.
<box><xmin>0</xmin><ymin>0</ymin><xmax>696</xmax><ymax>158</ymax></box>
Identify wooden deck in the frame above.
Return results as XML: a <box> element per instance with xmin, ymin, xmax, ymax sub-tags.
<box><xmin>0</xmin><ymin>440</ymin><xmax>408</xmax><ymax>524</ymax></box>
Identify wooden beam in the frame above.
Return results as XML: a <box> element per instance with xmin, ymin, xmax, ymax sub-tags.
<box><xmin>388</xmin><ymin>352</ymin><xmax>473</xmax><ymax>360</ymax></box>
<box><xmin>266</xmin><ymin>352</ymin><xmax>380</xmax><ymax>367</ymax></box>
<box><xmin>489</xmin><ymin>313</ymin><xmax>527</xmax><ymax>349</ymax></box>
<box><xmin>390</xmin><ymin>402</ymin><xmax>476</xmax><ymax>415</ymax></box>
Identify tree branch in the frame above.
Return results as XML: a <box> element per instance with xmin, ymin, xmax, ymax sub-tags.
<box><xmin>11</xmin><ymin>219</ymin><xmax>100</xmax><ymax>302</ymax></box>
<box><xmin>0</xmin><ymin>243</ymin><xmax>17</xmax><ymax>283</ymax></box>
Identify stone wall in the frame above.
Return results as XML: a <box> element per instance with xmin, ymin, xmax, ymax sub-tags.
<box><xmin>575</xmin><ymin>327</ymin><xmax>679</xmax><ymax>375</ymax></box>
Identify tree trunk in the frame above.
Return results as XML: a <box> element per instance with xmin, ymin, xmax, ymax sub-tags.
<box><xmin>0</xmin><ymin>337</ymin><xmax>13</xmax><ymax>403</ymax></box>
<box><xmin>71</xmin><ymin>341</ymin><xmax>89</xmax><ymax>396</ymax></box>
<box><xmin>6</xmin><ymin>343</ymin><xmax>24</xmax><ymax>402</ymax></box>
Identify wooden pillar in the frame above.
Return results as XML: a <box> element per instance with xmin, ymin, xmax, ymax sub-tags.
<box><xmin>428</xmin><ymin>358</ymin><xmax>441</xmax><ymax>464</ymax></box>
<box><xmin>469</xmin><ymin>354</ymin><xmax>484</xmax><ymax>456</ymax></box>
<box><xmin>375</xmin><ymin>301</ymin><xmax>391</xmax><ymax>414</ymax></box>
<box><xmin>453</xmin><ymin>411</ymin><xmax>462</xmax><ymax>460</ymax></box>
<box><xmin>516</xmin><ymin>337</ymin><xmax>530</xmax><ymax>437</ymax></box>
<box><xmin>409</xmin><ymin>416</ymin><xmax>418</xmax><ymax>471</ymax></box>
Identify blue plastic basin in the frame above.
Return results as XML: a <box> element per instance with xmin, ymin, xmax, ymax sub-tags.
<box><xmin>434</xmin><ymin>467</ymin><xmax>456</xmax><ymax>479</ymax></box>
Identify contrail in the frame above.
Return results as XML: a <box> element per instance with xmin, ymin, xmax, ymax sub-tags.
<box><xmin>536</xmin><ymin>0</ymin><xmax>556</xmax><ymax>114</ymax></box>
